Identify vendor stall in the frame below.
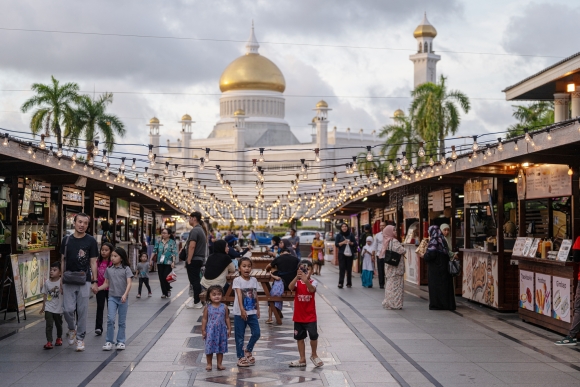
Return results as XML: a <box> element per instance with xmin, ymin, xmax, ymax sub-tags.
<box><xmin>92</xmin><ymin>192</ymin><xmax>110</xmax><ymax>243</ymax></box>
<box><xmin>403</xmin><ymin>194</ymin><xmax>421</xmax><ymax>285</ymax></box>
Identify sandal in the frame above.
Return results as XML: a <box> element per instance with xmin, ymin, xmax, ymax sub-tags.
<box><xmin>265</xmin><ymin>319</ymin><xmax>274</xmax><ymax>324</ymax></box>
<box><xmin>310</xmin><ymin>356</ymin><xmax>324</xmax><ymax>367</ymax></box>
<box><xmin>289</xmin><ymin>360</ymin><xmax>307</xmax><ymax>367</ymax></box>
<box><xmin>237</xmin><ymin>357</ymin><xmax>250</xmax><ymax>367</ymax></box>
<box><xmin>244</xmin><ymin>350</ymin><xmax>256</xmax><ymax>365</ymax></box>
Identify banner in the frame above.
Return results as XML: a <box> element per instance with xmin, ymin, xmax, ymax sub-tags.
<box><xmin>552</xmin><ymin>276</ymin><xmax>571</xmax><ymax>323</ymax></box>
<box><xmin>534</xmin><ymin>273</ymin><xmax>551</xmax><ymax>316</ymax></box>
<box><xmin>519</xmin><ymin>270</ymin><xmax>534</xmax><ymax>310</ymax></box>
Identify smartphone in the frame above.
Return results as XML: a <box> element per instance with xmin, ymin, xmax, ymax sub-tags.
<box><xmin>300</xmin><ymin>264</ymin><xmax>308</xmax><ymax>274</ymax></box>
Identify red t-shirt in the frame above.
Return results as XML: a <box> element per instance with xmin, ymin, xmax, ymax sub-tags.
<box><xmin>293</xmin><ymin>278</ymin><xmax>318</xmax><ymax>323</ymax></box>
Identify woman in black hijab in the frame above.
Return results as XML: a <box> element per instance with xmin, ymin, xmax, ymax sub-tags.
<box><xmin>423</xmin><ymin>225</ymin><xmax>456</xmax><ymax>310</ymax></box>
<box><xmin>201</xmin><ymin>240</ymin><xmax>235</xmax><ymax>293</ymax></box>
<box><xmin>267</xmin><ymin>239</ymin><xmax>300</xmax><ymax>291</ymax></box>
<box><xmin>335</xmin><ymin>223</ymin><xmax>356</xmax><ymax>288</ymax></box>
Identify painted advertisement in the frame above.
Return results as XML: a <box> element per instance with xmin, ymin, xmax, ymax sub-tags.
<box><xmin>519</xmin><ymin>270</ymin><xmax>534</xmax><ymax>310</ymax></box>
<box><xmin>462</xmin><ymin>252</ymin><xmax>498</xmax><ymax>308</ymax></box>
<box><xmin>17</xmin><ymin>251</ymin><xmax>50</xmax><ymax>306</ymax></box>
<box><xmin>534</xmin><ymin>273</ymin><xmax>551</xmax><ymax>316</ymax></box>
<box><xmin>9</xmin><ymin>255</ymin><xmax>25</xmax><ymax>312</ymax></box>
<box><xmin>552</xmin><ymin>276</ymin><xmax>571</xmax><ymax>323</ymax></box>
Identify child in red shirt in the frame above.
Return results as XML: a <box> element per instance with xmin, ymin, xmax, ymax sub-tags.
<box><xmin>288</xmin><ymin>259</ymin><xmax>324</xmax><ymax>368</ymax></box>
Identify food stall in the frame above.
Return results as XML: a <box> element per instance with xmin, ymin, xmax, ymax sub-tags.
<box><xmin>92</xmin><ymin>192</ymin><xmax>110</xmax><ymax>243</ymax></box>
<box><xmin>62</xmin><ymin>185</ymin><xmax>85</xmax><ymax>237</ymax></box>
<box><xmin>402</xmin><ymin>194</ymin><xmax>422</xmax><ymax>285</ymax></box>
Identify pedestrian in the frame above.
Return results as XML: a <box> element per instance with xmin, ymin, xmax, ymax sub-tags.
<box><xmin>40</xmin><ymin>261</ymin><xmax>64</xmax><ymax>349</ymax></box>
<box><xmin>423</xmin><ymin>225</ymin><xmax>456</xmax><ymax>311</ymax></box>
<box><xmin>61</xmin><ymin>213</ymin><xmax>99</xmax><ymax>352</ymax></box>
<box><xmin>288</xmin><ymin>260</ymin><xmax>323</xmax><ymax>368</ymax></box>
<box><xmin>267</xmin><ymin>239</ymin><xmax>300</xmax><ymax>290</ymax></box>
<box><xmin>379</xmin><ymin>225</ymin><xmax>407</xmax><ymax>309</ymax></box>
<box><xmin>249</xmin><ymin>229</ymin><xmax>257</xmax><ymax>247</ymax></box>
<box><xmin>202</xmin><ymin>285</ymin><xmax>231</xmax><ymax>371</ymax></box>
<box><xmin>150</xmin><ymin>228</ymin><xmax>176</xmax><ymax>298</ymax></box>
<box><xmin>361</xmin><ymin>236</ymin><xmax>375</xmax><ymax>288</ymax></box>
<box><xmin>100</xmin><ymin>221</ymin><xmax>113</xmax><ymax>245</ymax></box>
<box><xmin>233</xmin><ymin>257</ymin><xmax>261</xmax><ymax>367</ymax></box>
<box><xmin>371</xmin><ymin>221</ymin><xmax>387</xmax><ymax>289</ymax></box>
<box><xmin>311</xmin><ymin>232</ymin><xmax>325</xmax><ymax>276</ymax></box>
<box><xmin>555</xmin><ymin>236</ymin><xmax>580</xmax><ymax>346</ymax></box>
<box><xmin>201</xmin><ymin>240</ymin><xmax>236</xmax><ymax>294</ymax></box>
<box><xmin>184</xmin><ymin>212</ymin><xmax>208</xmax><ymax>309</ymax></box>
<box><xmin>215</xmin><ymin>229</ymin><xmax>222</xmax><ymax>240</ymax></box>
<box><xmin>335</xmin><ymin>223</ymin><xmax>356</xmax><ymax>288</ymax></box>
<box><xmin>136</xmin><ymin>252</ymin><xmax>152</xmax><ymax>298</ymax></box>
<box><xmin>95</xmin><ymin>242</ymin><xmax>114</xmax><ymax>336</ymax></box>
<box><xmin>267</xmin><ymin>236</ymin><xmax>281</xmax><ymax>258</ymax></box>
<box><xmin>99</xmin><ymin>247</ymin><xmax>133</xmax><ymax>351</ymax></box>
<box><xmin>287</xmin><ymin>228</ymin><xmax>301</xmax><ymax>258</ymax></box>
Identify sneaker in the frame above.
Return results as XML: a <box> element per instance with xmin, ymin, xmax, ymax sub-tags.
<box><xmin>67</xmin><ymin>330</ymin><xmax>77</xmax><ymax>346</ymax></box>
<box><xmin>76</xmin><ymin>340</ymin><xmax>85</xmax><ymax>352</ymax></box>
<box><xmin>55</xmin><ymin>338</ymin><xmax>63</xmax><ymax>346</ymax></box>
<box><xmin>44</xmin><ymin>341</ymin><xmax>53</xmax><ymax>350</ymax></box>
<box><xmin>555</xmin><ymin>336</ymin><xmax>578</xmax><ymax>346</ymax></box>
<box><xmin>136</xmin><ymin>294</ymin><xmax>141</xmax><ymax>298</ymax></box>
<box><xmin>102</xmin><ymin>342</ymin><xmax>113</xmax><ymax>351</ymax></box>
<box><xmin>116</xmin><ymin>342</ymin><xmax>126</xmax><ymax>350</ymax></box>
<box><xmin>148</xmin><ymin>293</ymin><xmax>152</xmax><ymax>297</ymax></box>
<box><xmin>167</xmin><ymin>291</ymin><xmax>171</xmax><ymax>297</ymax></box>
<box><xmin>95</xmin><ymin>328</ymin><xmax>102</xmax><ymax>336</ymax></box>
<box><xmin>185</xmin><ymin>299</ymin><xmax>195</xmax><ymax>308</ymax></box>
<box><xmin>161</xmin><ymin>295</ymin><xmax>167</xmax><ymax>299</ymax></box>
<box><xmin>192</xmin><ymin>302</ymin><xmax>203</xmax><ymax>309</ymax></box>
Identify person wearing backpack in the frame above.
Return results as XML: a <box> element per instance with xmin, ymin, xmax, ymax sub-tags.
<box><xmin>335</xmin><ymin>223</ymin><xmax>356</xmax><ymax>289</ymax></box>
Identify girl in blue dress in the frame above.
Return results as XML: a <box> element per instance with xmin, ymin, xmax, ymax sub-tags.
<box><xmin>201</xmin><ymin>285</ymin><xmax>231</xmax><ymax>371</ymax></box>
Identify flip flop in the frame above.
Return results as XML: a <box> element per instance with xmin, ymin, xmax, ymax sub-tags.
<box><xmin>289</xmin><ymin>361</ymin><xmax>307</xmax><ymax>367</ymax></box>
<box><xmin>265</xmin><ymin>320</ymin><xmax>274</xmax><ymax>324</ymax></box>
<box><xmin>310</xmin><ymin>356</ymin><xmax>324</xmax><ymax>367</ymax></box>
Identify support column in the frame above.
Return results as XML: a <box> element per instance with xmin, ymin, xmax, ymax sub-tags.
<box><xmin>571</xmin><ymin>91</ymin><xmax>580</xmax><ymax>119</ymax></box>
<box><xmin>233</xmin><ymin>110</ymin><xmax>246</xmax><ymax>182</ymax></box>
<box><xmin>554</xmin><ymin>93</ymin><xmax>570</xmax><ymax>122</ymax></box>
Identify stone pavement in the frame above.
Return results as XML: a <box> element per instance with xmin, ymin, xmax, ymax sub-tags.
<box><xmin>2</xmin><ymin>262</ymin><xmax>580</xmax><ymax>386</ymax></box>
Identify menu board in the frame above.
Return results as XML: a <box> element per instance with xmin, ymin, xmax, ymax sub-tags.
<box><xmin>464</xmin><ymin>178</ymin><xmax>493</xmax><ymax>204</ymax></box>
<box><xmin>524</xmin><ymin>164</ymin><xmax>571</xmax><ymax>199</ymax></box>
<box><xmin>521</xmin><ymin>238</ymin><xmax>534</xmax><ymax>257</ymax></box>
<box><xmin>552</xmin><ymin>276</ymin><xmax>571</xmax><ymax>322</ymax></box>
<box><xmin>512</xmin><ymin>237</ymin><xmax>527</xmax><ymax>256</ymax></box>
<box><xmin>535</xmin><ymin>273</ymin><xmax>551</xmax><ymax>316</ymax></box>
<box><xmin>403</xmin><ymin>195</ymin><xmax>419</xmax><ymax>219</ymax></box>
<box><xmin>431</xmin><ymin>190</ymin><xmax>445</xmax><ymax>212</ymax></box>
<box><xmin>528</xmin><ymin>238</ymin><xmax>540</xmax><ymax>258</ymax></box>
<box><xmin>9</xmin><ymin>255</ymin><xmax>25</xmax><ymax>312</ymax></box>
<box><xmin>519</xmin><ymin>270</ymin><xmax>534</xmax><ymax>310</ymax></box>
<box><xmin>557</xmin><ymin>239</ymin><xmax>572</xmax><ymax>261</ymax></box>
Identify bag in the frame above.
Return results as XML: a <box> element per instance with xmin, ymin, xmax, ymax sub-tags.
<box><xmin>449</xmin><ymin>258</ymin><xmax>461</xmax><ymax>277</ymax></box>
<box><xmin>179</xmin><ymin>243</ymin><xmax>187</xmax><ymax>261</ymax></box>
<box><xmin>415</xmin><ymin>238</ymin><xmax>429</xmax><ymax>257</ymax></box>
<box><xmin>344</xmin><ymin>243</ymin><xmax>353</xmax><ymax>257</ymax></box>
<box><xmin>385</xmin><ymin>240</ymin><xmax>402</xmax><ymax>266</ymax></box>
<box><xmin>166</xmin><ymin>270</ymin><xmax>177</xmax><ymax>283</ymax></box>
<box><xmin>62</xmin><ymin>236</ymin><xmax>89</xmax><ymax>285</ymax></box>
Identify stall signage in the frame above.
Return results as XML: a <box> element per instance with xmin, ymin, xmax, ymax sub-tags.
<box><xmin>512</xmin><ymin>237</ymin><xmax>526</xmax><ymax>256</ymax></box>
<box><xmin>552</xmin><ymin>276</ymin><xmax>571</xmax><ymax>322</ymax></box>
<box><xmin>9</xmin><ymin>255</ymin><xmax>25</xmax><ymax>312</ymax></box>
<box><xmin>360</xmin><ymin>211</ymin><xmax>369</xmax><ymax>226</ymax></box>
<box><xmin>519</xmin><ymin>270</ymin><xmax>534</xmax><ymax>310</ymax></box>
<box><xmin>462</xmin><ymin>252</ymin><xmax>498</xmax><ymax>308</ymax></box>
<box><xmin>557</xmin><ymin>239</ymin><xmax>572</xmax><ymax>261</ymax></box>
<box><xmin>431</xmin><ymin>190</ymin><xmax>445</xmax><ymax>212</ymax></box>
<box><xmin>535</xmin><ymin>273</ymin><xmax>551</xmax><ymax>316</ymax></box>
<box><xmin>97</xmin><ymin>199</ymin><xmax>107</xmax><ymax>206</ymax></box>
<box><xmin>464</xmin><ymin>178</ymin><xmax>493</xmax><ymax>204</ymax></box>
<box><xmin>65</xmin><ymin>192</ymin><xmax>82</xmax><ymax>202</ymax></box>
<box><xmin>524</xmin><ymin>164</ymin><xmax>571</xmax><ymax>199</ymax></box>
<box><xmin>403</xmin><ymin>195</ymin><xmax>419</xmax><ymax>219</ymax></box>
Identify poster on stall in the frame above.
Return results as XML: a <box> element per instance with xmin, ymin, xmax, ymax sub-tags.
<box><xmin>522</xmin><ymin>238</ymin><xmax>534</xmax><ymax>257</ymax></box>
<box><xmin>462</xmin><ymin>252</ymin><xmax>498</xmax><ymax>308</ymax></box>
<box><xmin>512</xmin><ymin>237</ymin><xmax>527</xmax><ymax>256</ymax></box>
<box><xmin>552</xmin><ymin>276</ymin><xmax>571</xmax><ymax>322</ymax></box>
<box><xmin>524</xmin><ymin>164</ymin><xmax>571</xmax><ymax>200</ymax></box>
<box><xmin>16</xmin><ymin>251</ymin><xmax>50</xmax><ymax>306</ymax></box>
<box><xmin>528</xmin><ymin>239</ymin><xmax>540</xmax><ymax>258</ymax></box>
<box><xmin>557</xmin><ymin>239</ymin><xmax>572</xmax><ymax>262</ymax></box>
<box><xmin>519</xmin><ymin>270</ymin><xmax>534</xmax><ymax>310</ymax></box>
<box><xmin>534</xmin><ymin>273</ymin><xmax>551</xmax><ymax>316</ymax></box>
<box><xmin>9</xmin><ymin>255</ymin><xmax>25</xmax><ymax>312</ymax></box>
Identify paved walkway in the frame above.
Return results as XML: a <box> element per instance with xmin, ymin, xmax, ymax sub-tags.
<box><xmin>2</xmin><ymin>262</ymin><xmax>580</xmax><ymax>386</ymax></box>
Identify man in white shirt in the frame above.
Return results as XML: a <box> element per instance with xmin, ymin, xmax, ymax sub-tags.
<box><xmin>372</xmin><ymin>221</ymin><xmax>387</xmax><ymax>289</ymax></box>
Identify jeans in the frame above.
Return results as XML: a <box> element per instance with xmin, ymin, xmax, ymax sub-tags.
<box><xmin>186</xmin><ymin>260</ymin><xmax>203</xmax><ymax>304</ymax></box>
<box><xmin>45</xmin><ymin>312</ymin><xmax>63</xmax><ymax>342</ymax></box>
<box><xmin>377</xmin><ymin>258</ymin><xmax>386</xmax><ymax>288</ymax></box>
<box><xmin>106</xmin><ymin>296</ymin><xmax>129</xmax><ymax>344</ymax></box>
<box><xmin>138</xmin><ymin>278</ymin><xmax>152</xmax><ymax>295</ymax></box>
<box><xmin>338</xmin><ymin>253</ymin><xmax>353</xmax><ymax>286</ymax></box>
<box><xmin>62</xmin><ymin>282</ymin><xmax>90</xmax><ymax>340</ymax></box>
<box><xmin>95</xmin><ymin>289</ymin><xmax>108</xmax><ymax>331</ymax></box>
<box><xmin>157</xmin><ymin>264</ymin><xmax>172</xmax><ymax>296</ymax></box>
<box><xmin>234</xmin><ymin>314</ymin><xmax>260</xmax><ymax>358</ymax></box>
<box><xmin>569</xmin><ymin>282</ymin><xmax>580</xmax><ymax>337</ymax></box>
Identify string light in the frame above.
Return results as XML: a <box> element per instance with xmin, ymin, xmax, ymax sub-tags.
<box><xmin>102</xmin><ymin>150</ymin><xmax>108</xmax><ymax>163</ymax></box>
<box><xmin>199</xmin><ymin>157</ymin><xmax>205</xmax><ymax>171</ymax></box>
<box><xmin>92</xmin><ymin>140</ymin><xmax>99</xmax><ymax>156</ymax></box>
<box><xmin>472</xmin><ymin>136</ymin><xmax>479</xmax><ymax>151</ymax></box>
<box><xmin>547</xmin><ymin>129</ymin><xmax>552</xmax><ymax>141</ymax></box>
<box><xmin>39</xmin><ymin>134</ymin><xmax>46</xmax><ymax>149</ymax></box>
<box><xmin>514</xmin><ymin>140</ymin><xmax>519</xmax><ymax>151</ymax></box>
<box><xmin>258</xmin><ymin>148</ymin><xmax>265</xmax><ymax>163</ymax></box>
<box><xmin>46</xmin><ymin>146</ymin><xmax>53</xmax><ymax>163</ymax></box>
<box><xmin>402</xmin><ymin>152</ymin><xmax>409</xmax><ymax>166</ymax></box>
<box><xmin>56</xmin><ymin>146</ymin><xmax>63</xmax><ymax>157</ymax></box>
<box><xmin>365</xmin><ymin>146</ymin><xmax>373</xmax><ymax>161</ymax></box>
<box><xmin>314</xmin><ymin>148</ymin><xmax>320</xmax><ymax>163</ymax></box>
<box><xmin>27</xmin><ymin>142</ymin><xmax>33</xmax><ymax>154</ymax></box>
<box><xmin>205</xmin><ymin>148</ymin><xmax>211</xmax><ymax>163</ymax></box>
<box><xmin>173</xmin><ymin>164</ymin><xmax>179</xmax><ymax>177</ymax></box>
<box><xmin>2</xmin><ymin>133</ymin><xmax>9</xmax><ymax>147</ymax></box>
<box><xmin>568</xmin><ymin>166</ymin><xmax>574</xmax><ymax>176</ymax></box>
<box><xmin>418</xmin><ymin>142</ymin><xmax>425</xmax><ymax>157</ymax></box>
<box><xmin>451</xmin><ymin>145</ymin><xmax>458</xmax><ymax>160</ymax></box>
<box><xmin>164</xmin><ymin>162</ymin><xmax>169</xmax><ymax>174</ymax></box>
<box><xmin>32</xmin><ymin>149</ymin><xmax>37</xmax><ymax>159</ymax></box>
<box><xmin>352</xmin><ymin>156</ymin><xmax>358</xmax><ymax>171</ymax></box>
<box><xmin>131</xmin><ymin>158</ymin><xmax>136</xmax><ymax>170</ymax></box>
<box><xmin>71</xmin><ymin>149</ymin><xmax>78</xmax><ymax>161</ymax></box>
<box><xmin>429</xmin><ymin>157</ymin><xmax>434</xmax><ymax>167</ymax></box>
<box><xmin>524</xmin><ymin>129</ymin><xmax>531</xmax><ymax>142</ymax></box>
<box><xmin>148</xmin><ymin>144</ymin><xmax>154</xmax><ymax>160</ymax></box>
<box><xmin>150</xmin><ymin>154</ymin><xmax>156</xmax><ymax>167</ymax></box>
<box><xmin>440</xmin><ymin>153</ymin><xmax>446</xmax><ymax>166</ymax></box>
<box><xmin>120</xmin><ymin>157</ymin><xmax>126</xmax><ymax>171</ymax></box>
<box><xmin>144</xmin><ymin>167</ymin><xmax>149</xmax><ymax>177</ymax></box>
<box><xmin>497</xmin><ymin>138</ymin><xmax>504</xmax><ymax>151</ymax></box>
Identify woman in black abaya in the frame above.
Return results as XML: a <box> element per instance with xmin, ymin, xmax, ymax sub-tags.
<box><xmin>423</xmin><ymin>225</ymin><xmax>456</xmax><ymax>310</ymax></box>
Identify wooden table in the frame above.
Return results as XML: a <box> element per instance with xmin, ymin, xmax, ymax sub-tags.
<box><xmin>224</xmin><ymin>269</ymin><xmax>294</xmax><ymax>325</ymax></box>
<box><xmin>251</xmin><ymin>257</ymin><xmax>274</xmax><ymax>270</ymax></box>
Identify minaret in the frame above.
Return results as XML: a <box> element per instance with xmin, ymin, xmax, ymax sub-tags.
<box><xmin>409</xmin><ymin>13</ymin><xmax>441</xmax><ymax>87</ymax></box>
<box><xmin>233</xmin><ymin>109</ymin><xmax>246</xmax><ymax>180</ymax></box>
<box><xmin>314</xmin><ymin>100</ymin><xmax>331</xmax><ymax>181</ymax></box>
<box><xmin>178</xmin><ymin>114</ymin><xmax>194</xmax><ymax>164</ymax></box>
<box><xmin>147</xmin><ymin>116</ymin><xmax>162</xmax><ymax>152</ymax></box>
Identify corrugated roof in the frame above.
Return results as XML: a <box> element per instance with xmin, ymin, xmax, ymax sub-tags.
<box><xmin>502</xmin><ymin>51</ymin><xmax>580</xmax><ymax>92</ymax></box>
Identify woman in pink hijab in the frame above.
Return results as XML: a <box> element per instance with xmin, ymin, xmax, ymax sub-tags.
<box><xmin>379</xmin><ymin>225</ymin><xmax>406</xmax><ymax>309</ymax></box>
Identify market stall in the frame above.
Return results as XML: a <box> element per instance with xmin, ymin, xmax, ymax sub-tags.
<box><xmin>402</xmin><ymin>194</ymin><xmax>422</xmax><ymax>285</ymax></box>
<box><xmin>92</xmin><ymin>192</ymin><xmax>111</xmax><ymax>243</ymax></box>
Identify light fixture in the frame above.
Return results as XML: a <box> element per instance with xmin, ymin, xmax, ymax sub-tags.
<box><xmin>102</xmin><ymin>150</ymin><xmax>108</xmax><ymax>163</ymax></box>
<box><xmin>56</xmin><ymin>146</ymin><xmax>63</xmax><ymax>157</ymax></box>
<box><xmin>472</xmin><ymin>136</ymin><xmax>479</xmax><ymax>151</ymax></box>
<box><xmin>39</xmin><ymin>134</ymin><xmax>46</xmax><ymax>149</ymax></box>
<box><xmin>150</xmin><ymin>154</ymin><xmax>156</xmax><ymax>167</ymax></box>
<box><xmin>131</xmin><ymin>158</ymin><xmax>136</xmax><ymax>170</ymax></box>
<box><xmin>418</xmin><ymin>142</ymin><xmax>425</xmax><ymax>157</ymax></box>
<box><xmin>205</xmin><ymin>148</ymin><xmax>210</xmax><ymax>163</ymax></box>
<box><xmin>314</xmin><ymin>148</ymin><xmax>320</xmax><ymax>163</ymax></box>
<box><xmin>120</xmin><ymin>157</ymin><xmax>126</xmax><ymax>171</ymax></box>
<box><xmin>451</xmin><ymin>145</ymin><xmax>457</xmax><ymax>160</ymax></box>
<box><xmin>568</xmin><ymin>166</ymin><xmax>574</xmax><ymax>176</ymax></box>
<box><xmin>365</xmin><ymin>146</ymin><xmax>373</xmax><ymax>161</ymax></box>
<box><xmin>524</xmin><ymin>129</ymin><xmax>531</xmax><ymax>142</ymax></box>
<box><xmin>107</xmin><ymin>184</ymin><xmax>114</xmax><ymax>189</ymax></box>
<box><xmin>514</xmin><ymin>140</ymin><xmax>519</xmax><ymax>151</ymax></box>
<box><xmin>568</xmin><ymin>83</ymin><xmax>576</xmax><ymax>93</ymax></box>
<box><xmin>92</xmin><ymin>140</ymin><xmax>99</xmax><ymax>156</ymax></box>
<box><xmin>27</xmin><ymin>142</ymin><xmax>33</xmax><ymax>154</ymax></box>
<box><xmin>258</xmin><ymin>148</ymin><xmax>265</xmax><ymax>163</ymax></box>
<box><xmin>547</xmin><ymin>129</ymin><xmax>552</xmax><ymax>141</ymax></box>
<box><xmin>497</xmin><ymin>138</ymin><xmax>503</xmax><ymax>151</ymax></box>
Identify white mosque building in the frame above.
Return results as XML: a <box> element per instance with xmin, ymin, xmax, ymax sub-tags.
<box><xmin>147</xmin><ymin>15</ymin><xmax>439</xmax><ymax>223</ymax></box>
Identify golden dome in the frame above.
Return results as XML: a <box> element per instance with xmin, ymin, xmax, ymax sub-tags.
<box><xmin>181</xmin><ymin>114</ymin><xmax>192</xmax><ymax>121</ymax></box>
<box><xmin>414</xmin><ymin>14</ymin><xmax>437</xmax><ymax>38</ymax></box>
<box><xmin>316</xmin><ymin>100</ymin><xmax>328</xmax><ymax>108</ymax></box>
<box><xmin>393</xmin><ymin>109</ymin><xmax>405</xmax><ymax>117</ymax></box>
<box><xmin>219</xmin><ymin>53</ymin><xmax>286</xmax><ymax>93</ymax></box>
<box><xmin>312</xmin><ymin>116</ymin><xmax>317</xmax><ymax>123</ymax></box>
<box><xmin>149</xmin><ymin>117</ymin><xmax>159</xmax><ymax>124</ymax></box>
<box><xmin>234</xmin><ymin>109</ymin><xmax>246</xmax><ymax>116</ymax></box>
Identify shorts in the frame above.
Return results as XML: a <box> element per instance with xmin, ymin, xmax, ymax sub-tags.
<box><xmin>294</xmin><ymin>321</ymin><xmax>319</xmax><ymax>341</ymax></box>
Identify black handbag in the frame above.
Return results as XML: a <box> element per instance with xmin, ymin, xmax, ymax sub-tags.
<box><xmin>62</xmin><ymin>236</ymin><xmax>88</xmax><ymax>285</ymax></box>
<box><xmin>448</xmin><ymin>258</ymin><xmax>461</xmax><ymax>277</ymax></box>
<box><xmin>384</xmin><ymin>240</ymin><xmax>402</xmax><ymax>266</ymax></box>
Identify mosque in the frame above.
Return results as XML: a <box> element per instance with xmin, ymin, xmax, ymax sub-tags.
<box><xmin>147</xmin><ymin>14</ymin><xmax>440</xmax><ymax>222</ymax></box>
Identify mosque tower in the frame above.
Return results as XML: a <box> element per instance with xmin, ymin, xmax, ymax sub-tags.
<box><xmin>409</xmin><ymin>13</ymin><xmax>441</xmax><ymax>87</ymax></box>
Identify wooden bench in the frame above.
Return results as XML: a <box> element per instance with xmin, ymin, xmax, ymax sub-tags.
<box><xmin>251</xmin><ymin>257</ymin><xmax>274</xmax><ymax>270</ymax></box>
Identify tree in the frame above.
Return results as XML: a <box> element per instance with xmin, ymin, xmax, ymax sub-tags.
<box><xmin>21</xmin><ymin>76</ymin><xmax>80</xmax><ymax>148</ymax></box>
<box><xmin>379</xmin><ymin>113</ymin><xmax>424</xmax><ymax>169</ymax></box>
<box><xmin>506</xmin><ymin>101</ymin><xmax>554</xmax><ymax>139</ymax></box>
<box><xmin>410</xmin><ymin>75</ymin><xmax>471</xmax><ymax>156</ymax></box>
<box><xmin>68</xmin><ymin>93</ymin><xmax>125</xmax><ymax>153</ymax></box>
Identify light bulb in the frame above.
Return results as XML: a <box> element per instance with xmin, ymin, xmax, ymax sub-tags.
<box><xmin>259</xmin><ymin>148</ymin><xmax>265</xmax><ymax>163</ymax></box>
<box><xmin>315</xmin><ymin>149</ymin><xmax>320</xmax><ymax>163</ymax></box>
<box><xmin>27</xmin><ymin>143</ymin><xmax>33</xmax><ymax>154</ymax></box>
<box><xmin>547</xmin><ymin>131</ymin><xmax>552</xmax><ymax>141</ymax></box>
<box><xmin>429</xmin><ymin>157</ymin><xmax>434</xmax><ymax>167</ymax></box>
<box><xmin>418</xmin><ymin>143</ymin><xmax>425</xmax><ymax>157</ymax></box>
<box><xmin>205</xmin><ymin>148</ymin><xmax>210</xmax><ymax>163</ymax></box>
<box><xmin>120</xmin><ymin>158</ymin><xmax>126</xmax><ymax>171</ymax></box>
<box><xmin>568</xmin><ymin>167</ymin><xmax>573</xmax><ymax>176</ymax></box>
<box><xmin>88</xmin><ymin>155</ymin><xmax>94</xmax><ymax>166</ymax></box>
<box><xmin>102</xmin><ymin>150</ymin><xmax>108</xmax><ymax>163</ymax></box>
<box><xmin>366</xmin><ymin>146</ymin><xmax>373</xmax><ymax>161</ymax></box>
<box><xmin>524</xmin><ymin>131</ymin><xmax>531</xmax><ymax>142</ymax></box>
<box><xmin>514</xmin><ymin>141</ymin><xmax>519</xmax><ymax>151</ymax></box>
<box><xmin>498</xmin><ymin>138</ymin><xmax>504</xmax><ymax>151</ymax></box>
<box><xmin>56</xmin><ymin>147</ymin><xmax>63</xmax><ymax>157</ymax></box>
<box><xmin>402</xmin><ymin>152</ymin><xmax>408</xmax><ymax>166</ymax></box>
<box><xmin>83</xmin><ymin>163</ymin><xmax>88</xmax><ymax>171</ymax></box>
<box><xmin>144</xmin><ymin>167</ymin><xmax>148</xmax><ymax>177</ymax></box>
<box><xmin>440</xmin><ymin>154</ymin><xmax>446</xmax><ymax>166</ymax></box>
<box><xmin>131</xmin><ymin>158</ymin><xmax>136</xmax><ymax>170</ymax></box>
<box><xmin>39</xmin><ymin>135</ymin><xmax>46</xmax><ymax>149</ymax></box>
<box><xmin>150</xmin><ymin>155</ymin><xmax>156</xmax><ymax>167</ymax></box>
<box><xmin>32</xmin><ymin>150</ymin><xmax>37</xmax><ymax>159</ymax></box>
<box><xmin>72</xmin><ymin>150</ymin><xmax>77</xmax><ymax>161</ymax></box>
<box><xmin>472</xmin><ymin>136</ymin><xmax>478</xmax><ymax>151</ymax></box>
<box><xmin>396</xmin><ymin>159</ymin><xmax>402</xmax><ymax>171</ymax></box>
<box><xmin>71</xmin><ymin>160</ymin><xmax>76</xmax><ymax>169</ymax></box>
<box><xmin>451</xmin><ymin>146</ymin><xmax>458</xmax><ymax>160</ymax></box>
<box><xmin>90</xmin><ymin>167</ymin><xmax>95</xmax><ymax>175</ymax></box>
<box><xmin>105</xmin><ymin>163</ymin><xmax>110</xmax><ymax>174</ymax></box>
<box><xmin>148</xmin><ymin>145</ymin><xmax>154</xmax><ymax>160</ymax></box>
<box><xmin>388</xmin><ymin>161</ymin><xmax>394</xmax><ymax>172</ymax></box>
<box><xmin>92</xmin><ymin>140</ymin><xmax>99</xmax><ymax>156</ymax></box>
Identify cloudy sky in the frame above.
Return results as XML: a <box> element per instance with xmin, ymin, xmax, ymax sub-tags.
<box><xmin>0</xmin><ymin>0</ymin><xmax>576</xmax><ymax>150</ymax></box>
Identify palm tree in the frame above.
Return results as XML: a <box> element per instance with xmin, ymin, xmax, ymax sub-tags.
<box><xmin>21</xmin><ymin>76</ymin><xmax>80</xmax><ymax>147</ymax></box>
<box><xmin>379</xmin><ymin>114</ymin><xmax>423</xmax><ymax>167</ymax></box>
<box><xmin>69</xmin><ymin>93</ymin><xmax>125</xmax><ymax>153</ymax></box>
<box><xmin>410</xmin><ymin>75</ymin><xmax>471</xmax><ymax>156</ymax></box>
<box><xmin>507</xmin><ymin>101</ymin><xmax>554</xmax><ymax>139</ymax></box>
